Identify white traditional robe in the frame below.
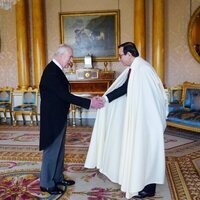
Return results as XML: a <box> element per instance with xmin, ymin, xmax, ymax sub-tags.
<box><xmin>84</xmin><ymin>57</ymin><xmax>168</xmax><ymax>199</ymax></box>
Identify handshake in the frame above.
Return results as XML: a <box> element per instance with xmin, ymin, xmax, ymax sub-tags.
<box><xmin>90</xmin><ymin>96</ymin><xmax>106</xmax><ymax>109</ymax></box>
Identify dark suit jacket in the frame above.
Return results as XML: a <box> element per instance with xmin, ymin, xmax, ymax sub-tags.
<box><xmin>106</xmin><ymin>73</ymin><xmax>129</xmax><ymax>103</ymax></box>
<box><xmin>39</xmin><ymin>61</ymin><xmax>91</xmax><ymax>150</ymax></box>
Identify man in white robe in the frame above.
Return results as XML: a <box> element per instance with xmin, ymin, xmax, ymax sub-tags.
<box><xmin>84</xmin><ymin>42</ymin><xmax>168</xmax><ymax>199</ymax></box>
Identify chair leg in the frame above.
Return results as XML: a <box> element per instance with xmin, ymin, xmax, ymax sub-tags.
<box><xmin>35</xmin><ymin>114</ymin><xmax>38</xmax><ymax>126</ymax></box>
<box><xmin>13</xmin><ymin>112</ymin><xmax>17</xmax><ymax>126</ymax></box>
<box><xmin>30</xmin><ymin>114</ymin><xmax>33</xmax><ymax>126</ymax></box>
<box><xmin>22</xmin><ymin>114</ymin><xmax>26</xmax><ymax>125</ymax></box>
<box><xmin>3</xmin><ymin>111</ymin><xmax>7</xmax><ymax>123</ymax></box>
<box><xmin>9</xmin><ymin>111</ymin><xmax>13</xmax><ymax>125</ymax></box>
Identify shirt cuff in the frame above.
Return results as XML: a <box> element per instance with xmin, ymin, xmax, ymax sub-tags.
<box><xmin>104</xmin><ymin>95</ymin><xmax>109</xmax><ymax>102</ymax></box>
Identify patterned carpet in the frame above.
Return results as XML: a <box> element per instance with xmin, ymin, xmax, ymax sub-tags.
<box><xmin>0</xmin><ymin>125</ymin><xmax>199</xmax><ymax>200</ymax></box>
<box><xmin>165</xmin><ymin>128</ymin><xmax>200</xmax><ymax>200</ymax></box>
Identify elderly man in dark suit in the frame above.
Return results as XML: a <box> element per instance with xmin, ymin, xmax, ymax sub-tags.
<box><xmin>39</xmin><ymin>44</ymin><xmax>104</xmax><ymax>195</ymax></box>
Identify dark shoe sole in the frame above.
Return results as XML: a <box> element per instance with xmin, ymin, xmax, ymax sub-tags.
<box><xmin>56</xmin><ymin>180</ymin><xmax>75</xmax><ymax>186</ymax></box>
<box><xmin>133</xmin><ymin>192</ymin><xmax>155</xmax><ymax>199</ymax></box>
<box><xmin>40</xmin><ymin>186</ymin><xmax>63</xmax><ymax>195</ymax></box>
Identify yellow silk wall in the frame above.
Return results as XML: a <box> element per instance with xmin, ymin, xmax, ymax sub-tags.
<box><xmin>0</xmin><ymin>0</ymin><xmax>199</xmax><ymax>88</ymax></box>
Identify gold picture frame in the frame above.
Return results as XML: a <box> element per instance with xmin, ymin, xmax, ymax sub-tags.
<box><xmin>59</xmin><ymin>10</ymin><xmax>120</xmax><ymax>62</ymax></box>
<box><xmin>188</xmin><ymin>6</ymin><xmax>200</xmax><ymax>63</ymax></box>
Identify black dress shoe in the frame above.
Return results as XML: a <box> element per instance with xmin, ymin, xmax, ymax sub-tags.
<box><xmin>133</xmin><ymin>191</ymin><xmax>155</xmax><ymax>199</ymax></box>
<box><xmin>40</xmin><ymin>186</ymin><xmax>63</xmax><ymax>195</ymax></box>
<box><xmin>56</xmin><ymin>179</ymin><xmax>75</xmax><ymax>186</ymax></box>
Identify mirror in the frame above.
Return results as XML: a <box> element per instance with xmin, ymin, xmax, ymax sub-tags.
<box><xmin>188</xmin><ymin>6</ymin><xmax>200</xmax><ymax>63</ymax></box>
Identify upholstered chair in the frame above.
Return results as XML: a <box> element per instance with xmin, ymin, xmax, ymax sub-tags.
<box><xmin>13</xmin><ymin>87</ymin><xmax>38</xmax><ymax>126</ymax></box>
<box><xmin>0</xmin><ymin>87</ymin><xmax>13</xmax><ymax>124</ymax></box>
<box><xmin>167</xmin><ymin>82</ymin><xmax>200</xmax><ymax>132</ymax></box>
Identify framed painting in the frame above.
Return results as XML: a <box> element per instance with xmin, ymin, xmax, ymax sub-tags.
<box><xmin>59</xmin><ymin>10</ymin><xmax>120</xmax><ymax>62</ymax></box>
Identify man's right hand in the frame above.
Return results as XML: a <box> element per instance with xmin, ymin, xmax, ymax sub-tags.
<box><xmin>90</xmin><ymin>96</ymin><xmax>105</xmax><ymax>109</ymax></box>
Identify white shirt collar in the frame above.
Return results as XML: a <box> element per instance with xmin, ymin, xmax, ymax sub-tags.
<box><xmin>52</xmin><ymin>59</ymin><xmax>63</xmax><ymax>71</ymax></box>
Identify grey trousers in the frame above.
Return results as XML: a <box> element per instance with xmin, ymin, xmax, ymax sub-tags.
<box><xmin>40</xmin><ymin>125</ymin><xmax>66</xmax><ymax>188</ymax></box>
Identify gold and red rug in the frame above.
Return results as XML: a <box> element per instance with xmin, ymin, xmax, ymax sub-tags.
<box><xmin>0</xmin><ymin>125</ymin><xmax>199</xmax><ymax>199</ymax></box>
<box><xmin>165</xmin><ymin>128</ymin><xmax>200</xmax><ymax>200</ymax></box>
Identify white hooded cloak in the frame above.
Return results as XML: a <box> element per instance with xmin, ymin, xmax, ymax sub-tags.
<box><xmin>84</xmin><ymin>57</ymin><xmax>168</xmax><ymax>199</ymax></box>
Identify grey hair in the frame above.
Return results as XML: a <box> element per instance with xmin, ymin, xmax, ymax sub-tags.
<box><xmin>53</xmin><ymin>44</ymin><xmax>72</xmax><ymax>58</ymax></box>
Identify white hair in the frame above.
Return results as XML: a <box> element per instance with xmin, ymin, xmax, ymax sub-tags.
<box><xmin>53</xmin><ymin>44</ymin><xmax>72</xmax><ymax>58</ymax></box>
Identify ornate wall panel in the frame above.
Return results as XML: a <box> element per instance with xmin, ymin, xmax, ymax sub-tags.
<box><xmin>0</xmin><ymin>0</ymin><xmax>199</xmax><ymax>89</ymax></box>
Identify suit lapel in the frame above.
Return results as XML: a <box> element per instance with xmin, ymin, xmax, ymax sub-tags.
<box><xmin>51</xmin><ymin>62</ymin><xmax>71</xmax><ymax>92</ymax></box>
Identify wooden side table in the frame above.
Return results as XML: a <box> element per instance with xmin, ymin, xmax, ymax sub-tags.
<box><xmin>69</xmin><ymin>73</ymin><xmax>115</xmax><ymax>126</ymax></box>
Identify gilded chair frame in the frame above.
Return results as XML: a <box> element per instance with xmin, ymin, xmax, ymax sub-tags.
<box><xmin>13</xmin><ymin>87</ymin><xmax>39</xmax><ymax>126</ymax></box>
<box><xmin>167</xmin><ymin>82</ymin><xmax>200</xmax><ymax>133</ymax></box>
<box><xmin>181</xmin><ymin>81</ymin><xmax>200</xmax><ymax>108</ymax></box>
<box><xmin>169</xmin><ymin>85</ymin><xmax>182</xmax><ymax>104</ymax></box>
<box><xmin>0</xmin><ymin>87</ymin><xmax>13</xmax><ymax>124</ymax></box>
